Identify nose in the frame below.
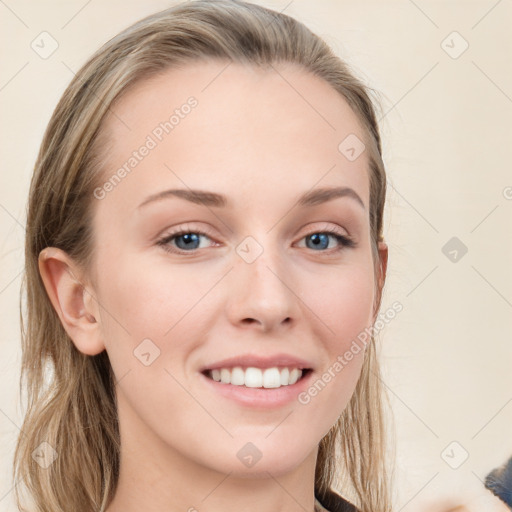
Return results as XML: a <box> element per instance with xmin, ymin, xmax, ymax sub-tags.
<box><xmin>225</xmin><ymin>242</ymin><xmax>299</xmax><ymax>333</ymax></box>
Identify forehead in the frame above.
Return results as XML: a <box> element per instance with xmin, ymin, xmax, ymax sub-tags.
<box><xmin>96</xmin><ymin>61</ymin><xmax>370</xmax><ymax>215</ymax></box>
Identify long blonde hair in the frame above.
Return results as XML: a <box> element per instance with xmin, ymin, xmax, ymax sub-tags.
<box><xmin>14</xmin><ymin>1</ymin><xmax>392</xmax><ymax>510</ymax></box>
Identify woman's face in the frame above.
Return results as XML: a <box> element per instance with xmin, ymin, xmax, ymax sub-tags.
<box><xmin>86</xmin><ymin>61</ymin><xmax>386</xmax><ymax>476</ymax></box>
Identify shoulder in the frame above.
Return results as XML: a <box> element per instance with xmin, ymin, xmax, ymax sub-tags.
<box><xmin>315</xmin><ymin>488</ymin><xmax>360</xmax><ymax>512</ymax></box>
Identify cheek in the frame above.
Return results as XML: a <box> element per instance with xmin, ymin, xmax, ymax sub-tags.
<box><xmin>307</xmin><ymin>262</ymin><xmax>376</xmax><ymax>349</ymax></box>
<box><xmin>94</xmin><ymin>249</ymin><xmax>224</xmax><ymax>390</ymax></box>
<box><xmin>301</xmin><ymin>263</ymin><xmax>374</xmax><ymax>409</ymax></box>
<box><xmin>93</xmin><ymin>253</ymin><xmax>211</xmax><ymax>418</ymax></box>
<box><xmin>97</xmin><ymin>251</ymin><xmax>212</xmax><ymax>339</ymax></box>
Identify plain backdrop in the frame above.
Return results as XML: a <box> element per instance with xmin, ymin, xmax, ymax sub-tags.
<box><xmin>1</xmin><ymin>1</ymin><xmax>511</xmax><ymax>511</ymax></box>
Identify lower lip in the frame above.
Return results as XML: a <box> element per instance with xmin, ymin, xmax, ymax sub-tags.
<box><xmin>200</xmin><ymin>371</ymin><xmax>313</xmax><ymax>409</ymax></box>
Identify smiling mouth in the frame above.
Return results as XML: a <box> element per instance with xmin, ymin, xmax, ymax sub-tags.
<box><xmin>202</xmin><ymin>366</ymin><xmax>312</xmax><ymax>389</ymax></box>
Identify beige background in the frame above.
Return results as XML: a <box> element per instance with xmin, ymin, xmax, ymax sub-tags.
<box><xmin>1</xmin><ymin>1</ymin><xmax>511</xmax><ymax>510</ymax></box>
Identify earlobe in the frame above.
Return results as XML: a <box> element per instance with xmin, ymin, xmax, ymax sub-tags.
<box><xmin>38</xmin><ymin>247</ymin><xmax>105</xmax><ymax>356</ymax></box>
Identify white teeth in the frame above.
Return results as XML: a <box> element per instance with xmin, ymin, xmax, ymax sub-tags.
<box><xmin>231</xmin><ymin>366</ymin><xmax>245</xmax><ymax>386</ymax></box>
<box><xmin>245</xmin><ymin>367</ymin><xmax>262</xmax><ymax>388</ymax></box>
<box><xmin>220</xmin><ymin>368</ymin><xmax>231</xmax><ymax>384</ymax></box>
<box><xmin>262</xmin><ymin>368</ymin><xmax>281</xmax><ymax>388</ymax></box>
<box><xmin>208</xmin><ymin>366</ymin><xmax>304</xmax><ymax>388</ymax></box>
<box><xmin>289</xmin><ymin>368</ymin><xmax>301</xmax><ymax>385</ymax></box>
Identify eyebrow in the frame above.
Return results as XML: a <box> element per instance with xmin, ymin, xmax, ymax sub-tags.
<box><xmin>137</xmin><ymin>186</ymin><xmax>365</xmax><ymax>210</ymax></box>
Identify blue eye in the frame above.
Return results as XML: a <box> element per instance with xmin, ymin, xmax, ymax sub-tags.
<box><xmin>171</xmin><ymin>232</ymin><xmax>201</xmax><ymax>250</ymax></box>
<box><xmin>157</xmin><ymin>228</ymin><xmax>356</xmax><ymax>255</ymax></box>
<box><xmin>303</xmin><ymin>231</ymin><xmax>356</xmax><ymax>251</ymax></box>
<box><xmin>157</xmin><ymin>231</ymin><xmax>215</xmax><ymax>253</ymax></box>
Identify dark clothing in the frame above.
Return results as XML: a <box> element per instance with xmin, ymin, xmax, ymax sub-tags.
<box><xmin>485</xmin><ymin>456</ymin><xmax>512</xmax><ymax>509</ymax></box>
<box><xmin>315</xmin><ymin>488</ymin><xmax>359</xmax><ymax>512</ymax></box>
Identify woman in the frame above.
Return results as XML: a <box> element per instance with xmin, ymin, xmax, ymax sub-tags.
<box><xmin>13</xmin><ymin>1</ymin><xmax>391</xmax><ymax>511</ymax></box>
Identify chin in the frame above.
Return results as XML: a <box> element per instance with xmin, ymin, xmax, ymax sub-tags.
<box><xmin>204</xmin><ymin>435</ymin><xmax>317</xmax><ymax>477</ymax></box>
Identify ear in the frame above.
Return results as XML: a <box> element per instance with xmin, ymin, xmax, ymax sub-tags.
<box><xmin>38</xmin><ymin>247</ymin><xmax>105</xmax><ymax>356</ymax></box>
<box><xmin>372</xmin><ymin>240</ymin><xmax>388</xmax><ymax>321</ymax></box>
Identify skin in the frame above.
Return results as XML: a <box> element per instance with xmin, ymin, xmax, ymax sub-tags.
<box><xmin>416</xmin><ymin>493</ymin><xmax>510</xmax><ymax>512</ymax></box>
<box><xmin>39</xmin><ymin>61</ymin><xmax>388</xmax><ymax>512</ymax></box>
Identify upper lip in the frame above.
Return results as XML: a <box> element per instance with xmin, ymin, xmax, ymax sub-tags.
<box><xmin>201</xmin><ymin>353</ymin><xmax>314</xmax><ymax>371</ymax></box>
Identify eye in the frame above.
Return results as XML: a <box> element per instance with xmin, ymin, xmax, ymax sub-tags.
<box><xmin>298</xmin><ymin>228</ymin><xmax>356</xmax><ymax>252</ymax></box>
<box><xmin>156</xmin><ymin>226</ymin><xmax>218</xmax><ymax>254</ymax></box>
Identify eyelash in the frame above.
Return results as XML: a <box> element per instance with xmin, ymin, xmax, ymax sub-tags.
<box><xmin>156</xmin><ymin>225</ymin><xmax>357</xmax><ymax>255</ymax></box>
